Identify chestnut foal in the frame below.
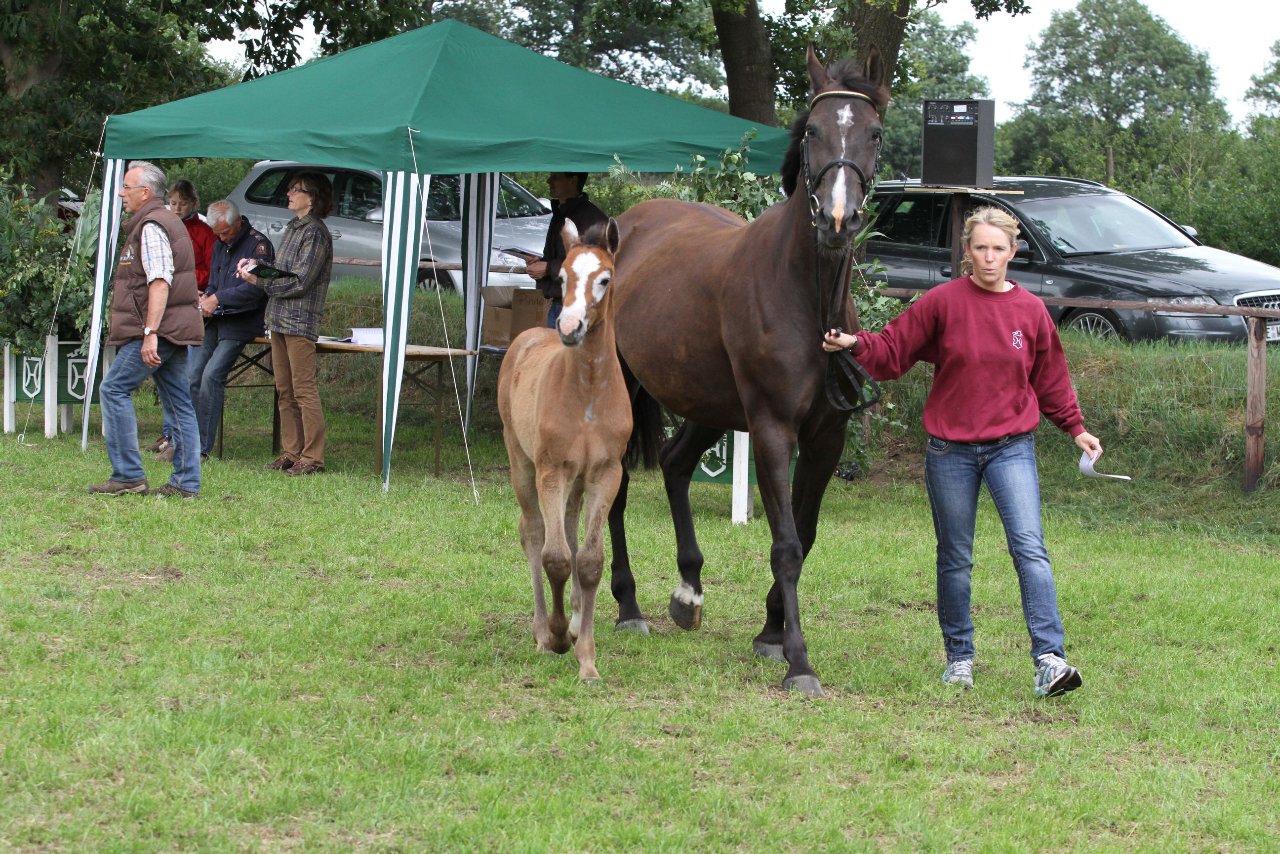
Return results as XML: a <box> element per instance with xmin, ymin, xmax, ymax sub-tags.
<box><xmin>497</xmin><ymin>218</ymin><xmax>629</xmax><ymax>684</ymax></box>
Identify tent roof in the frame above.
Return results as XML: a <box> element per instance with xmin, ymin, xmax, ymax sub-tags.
<box><xmin>105</xmin><ymin>19</ymin><xmax>790</xmax><ymax>175</ymax></box>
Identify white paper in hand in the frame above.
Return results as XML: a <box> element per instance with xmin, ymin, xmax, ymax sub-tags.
<box><xmin>1079</xmin><ymin>452</ymin><xmax>1131</xmax><ymax>481</ymax></box>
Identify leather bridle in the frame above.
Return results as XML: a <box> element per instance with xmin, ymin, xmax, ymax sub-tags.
<box><xmin>802</xmin><ymin>88</ymin><xmax>883</xmax><ymax>414</ymax></box>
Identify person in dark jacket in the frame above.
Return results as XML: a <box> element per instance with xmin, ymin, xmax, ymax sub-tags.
<box><xmin>526</xmin><ymin>172</ymin><xmax>608</xmax><ymax>327</ymax></box>
<box><xmin>188</xmin><ymin>199</ymin><xmax>274</xmax><ymax>459</ymax></box>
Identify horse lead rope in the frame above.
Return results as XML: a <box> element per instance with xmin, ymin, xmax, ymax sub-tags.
<box><xmin>802</xmin><ymin>89</ymin><xmax>883</xmax><ymax>414</ymax></box>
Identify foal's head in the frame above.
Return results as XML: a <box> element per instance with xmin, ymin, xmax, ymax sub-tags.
<box><xmin>782</xmin><ymin>44</ymin><xmax>890</xmax><ymax>251</ymax></box>
<box><xmin>556</xmin><ymin>218</ymin><xmax>621</xmax><ymax>347</ymax></box>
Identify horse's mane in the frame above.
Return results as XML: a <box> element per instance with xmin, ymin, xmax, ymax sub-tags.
<box><xmin>780</xmin><ymin>57</ymin><xmax>890</xmax><ymax>197</ymax></box>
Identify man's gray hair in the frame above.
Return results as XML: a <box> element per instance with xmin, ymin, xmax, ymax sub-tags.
<box><xmin>128</xmin><ymin>161</ymin><xmax>168</xmax><ymax>197</ymax></box>
<box><xmin>207</xmin><ymin>199</ymin><xmax>240</xmax><ymax>228</ymax></box>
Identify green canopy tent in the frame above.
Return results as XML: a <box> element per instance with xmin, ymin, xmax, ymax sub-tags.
<box><xmin>84</xmin><ymin>19</ymin><xmax>790</xmax><ymax>487</ymax></box>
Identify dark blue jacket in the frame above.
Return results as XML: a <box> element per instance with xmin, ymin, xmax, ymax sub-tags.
<box><xmin>207</xmin><ymin>216</ymin><xmax>274</xmax><ymax>341</ymax></box>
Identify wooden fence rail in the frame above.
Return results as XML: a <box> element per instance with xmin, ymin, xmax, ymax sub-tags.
<box><xmin>879</xmin><ymin>288</ymin><xmax>1277</xmax><ymax>493</ymax></box>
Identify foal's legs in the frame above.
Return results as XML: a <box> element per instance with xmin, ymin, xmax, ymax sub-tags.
<box><xmin>509</xmin><ymin>451</ymin><xmax>556</xmax><ymax>653</ymax></box>
<box><xmin>660</xmin><ymin>421</ymin><xmax>726</xmax><ymax>630</ymax></box>
<box><xmin>570</xmin><ymin>462</ymin><xmax>623</xmax><ymax>683</ymax></box>
<box><xmin>536</xmin><ymin>467</ymin><xmax>575</xmax><ymax>654</ymax></box>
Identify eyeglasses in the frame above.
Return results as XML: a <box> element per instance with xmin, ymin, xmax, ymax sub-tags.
<box><xmin>287</xmin><ymin>186</ymin><xmax>311</xmax><ymax>195</ymax></box>
<box><xmin>120</xmin><ymin>184</ymin><xmax>146</xmax><ymax>192</ymax></box>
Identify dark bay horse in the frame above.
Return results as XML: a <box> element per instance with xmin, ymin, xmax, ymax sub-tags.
<box><xmin>498</xmin><ymin>220</ymin><xmax>630</xmax><ymax>684</ymax></box>
<box><xmin>607</xmin><ymin>46</ymin><xmax>889</xmax><ymax>697</ymax></box>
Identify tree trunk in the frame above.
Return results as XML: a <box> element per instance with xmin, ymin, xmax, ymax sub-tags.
<box><xmin>833</xmin><ymin>0</ymin><xmax>911</xmax><ymax>88</ymax></box>
<box><xmin>711</xmin><ymin>0</ymin><xmax>778</xmax><ymax>126</ymax></box>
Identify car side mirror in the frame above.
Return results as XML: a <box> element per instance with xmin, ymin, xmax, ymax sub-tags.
<box><xmin>1180</xmin><ymin>224</ymin><xmax>1199</xmax><ymax>238</ymax></box>
<box><xmin>1015</xmin><ymin>238</ymin><xmax>1033</xmax><ymax>258</ymax></box>
<box><xmin>365</xmin><ymin>206</ymin><xmax>384</xmax><ymax>224</ymax></box>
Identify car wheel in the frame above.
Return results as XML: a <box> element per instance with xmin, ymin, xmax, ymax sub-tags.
<box><xmin>1063</xmin><ymin>309</ymin><xmax>1126</xmax><ymax>340</ymax></box>
<box><xmin>416</xmin><ymin>266</ymin><xmax>448</xmax><ymax>291</ymax></box>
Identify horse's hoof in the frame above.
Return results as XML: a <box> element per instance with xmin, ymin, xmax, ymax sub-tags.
<box><xmin>614</xmin><ymin>618</ymin><xmax>651</xmax><ymax>635</ymax></box>
<box><xmin>669</xmin><ymin>584</ymin><xmax>703</xmax><ymax>630</ymax></box>
<box><xmin>782</xmin><ymin>674</ymin><xmax>825</xmax><ymax>698</ymax></box>
<box><xmin>580</xmin><ymin>676</ymin><xmax>602</xmax><ymax>687</ymax></box>
<box><xmin>752</xmin><ymin>639</ymin><xmax>785</xmax><ymax>662</ymax></box>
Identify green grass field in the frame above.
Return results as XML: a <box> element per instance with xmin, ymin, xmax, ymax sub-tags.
<box><xmin>2</xmin><ymin>345</ymin><xmax>1278</xmax><ymax>850</ymax></box>
<box><xmin>4</xmin><ymin>283</ymin><xmax>1279</xmax><ymax>849</ymax></box>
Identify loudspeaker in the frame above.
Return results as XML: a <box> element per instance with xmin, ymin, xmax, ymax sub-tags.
<box><xmin>921</xmin><ymin>99</ymin><xmax>995</xmax><ymax>188</ymax></box>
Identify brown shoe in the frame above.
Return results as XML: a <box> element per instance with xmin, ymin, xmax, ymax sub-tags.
<box><xmin>284</xmin><ymin>461</ymin><xmax>325</xmax><ymax>477</ymax></box>
<box><xmin>144</xmin><ymin>434</ymin><xmax>170</xmax><ymax>453</ymax></box>
<box><xmin>267</xmin><ymin>454</ymin><xmax>297</xmax><ymax>471</ymax></box>
<box><xmin>88</xmin><ymin>479</ymin><xmax>148</xmax><ymax>495</ymax></box>
<box><xmin>157</xmin><ymin>444</ymin><xmax>175</xmax><ymax>462</ymax></box>
<box><xmin>150</xmin><ymin>483</ymin><xmax>198</xmax><ymax>499</ymax></box>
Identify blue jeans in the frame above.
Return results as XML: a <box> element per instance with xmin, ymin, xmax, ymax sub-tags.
<box><xmin>546</xmin><ymin>300</ymin><xmax>562</xmax><ymax>328</ymax></box>
<box><xmin>161</xmin><ymin>343</ymin><xmax>201</xmax><ymax>441</ymax></box>
<box><xmin>99</xmin><ymin>338</ymin><xmax>201</xmax><ymax>493</ymax></box>
<box><xmin>189</xmin><ymin>325</ymin><xmax>250</xmax><ymax>456</ymax></box>
<box><xmin>923</xmin><ymin>432</ymin><xmax>1065</xmax><ymax>663</ymax></box>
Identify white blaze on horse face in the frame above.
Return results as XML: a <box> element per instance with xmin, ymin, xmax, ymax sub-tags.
<box><xmin>557</xmin><ymin>251</ymin><xmax>603</xmax><ymax>336</ymax></box>
<box><xmin>829</xmin><ymin>104</ymin><xmax>856</xmax><ymax>231</ymax></box>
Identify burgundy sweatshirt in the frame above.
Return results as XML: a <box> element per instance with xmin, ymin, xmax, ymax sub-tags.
<box><xmin>852</xmin><ymin>276</ymin><xmax>1085</xmax><ymax>443</ymax></box>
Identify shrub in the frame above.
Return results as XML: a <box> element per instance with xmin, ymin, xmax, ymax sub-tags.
<box><xmin>0</xmin><ymin>172</ymin><xmax>94</xmax><ymax>354</ymax></box>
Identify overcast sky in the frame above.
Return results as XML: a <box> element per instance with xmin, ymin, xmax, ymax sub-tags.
<box><xmin>830</xmin><ymin>0</ymin><xmax>1276</xmax><ymax>126</ymax></box>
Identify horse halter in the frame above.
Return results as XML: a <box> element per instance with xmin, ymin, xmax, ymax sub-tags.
<box><xmin>802</xmin><ymin>89</ymin><xmax>884</xmax><ymax>414</ymax></box>
<box><xmin>801</xmin><ymin>89</ymin><xmax>882</xmax><ymax>224</ymax></box>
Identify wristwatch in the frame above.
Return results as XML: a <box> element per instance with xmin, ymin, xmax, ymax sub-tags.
<box><xmin>143</xmin><ymin>327</ymin><xmax>156</xmax><ymax>337</ymax></box>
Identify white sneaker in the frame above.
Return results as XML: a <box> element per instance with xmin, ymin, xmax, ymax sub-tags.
<box><xmin>942</xmin><ymin>659</ymin><xmax>974</xmax><ymax>689</ymax></box>
<box><xmin>1034</xmin><ymin>653</ymin><xmax>1082</xmax><ymax>697</ymax></box>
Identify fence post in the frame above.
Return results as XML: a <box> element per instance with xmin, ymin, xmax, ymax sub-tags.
<box><xmin>1244</xmin><ymin>317</ymin><xmax>1267</xmax><ymax>493</ymax></box>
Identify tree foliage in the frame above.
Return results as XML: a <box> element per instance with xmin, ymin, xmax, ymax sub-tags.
<box><xmin>879</xmin><ymin>10</ymin><xmax>988</xmax><ymax>178</ymax></box>
<box><xmin>0</xmin><ymin>1</ymin><xmax>235</xmax><ymax>197</ymax></box>
<box><xmin>1246</xmin><ymin>39</ymin><xmax>1280</xmax><ymax>115</ymax></box>
<box><xmin>1024</xmin><ymin>0</ymin><xmax>1219</xmax><ymax>128</ymax></box>
<box><xmin>0</xmin><ymin>170</ymin><xmax>93</xmax><ymax>353</ymax></box>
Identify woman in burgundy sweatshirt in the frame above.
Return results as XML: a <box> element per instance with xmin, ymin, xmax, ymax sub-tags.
<box><xmin>824</xmin><ymin>206</ymin><xmax>1102</xmax><ymax>698</ymax></box>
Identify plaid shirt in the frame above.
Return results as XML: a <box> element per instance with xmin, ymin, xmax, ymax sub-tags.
<box><xmin>263</xmin><ymin>214</ymin><xmax>333</xmax><ymax>340</ymax></box>
<box><xmin>140</xmin><ymin>222</ymin><xmax>175</xmax><ymax>285</ymax></box>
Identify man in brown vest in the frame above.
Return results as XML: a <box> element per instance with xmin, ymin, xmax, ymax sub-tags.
<box><xmin>89</xmin><ymin>161</ymin><xmax>205</xmax><ymax>498</ymax></box>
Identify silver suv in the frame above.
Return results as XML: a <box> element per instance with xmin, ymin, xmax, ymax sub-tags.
<box><xmin>226</xmin><ymin>161</ymin><xmax>552</xmax><ymax>291</ymax></box>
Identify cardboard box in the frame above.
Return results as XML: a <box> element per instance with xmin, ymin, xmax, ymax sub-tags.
<box><xmin>481</xmin><ymin>288</ymin><xmax>545</xmax><ymax>347</ymax></box>
<box><xmin>480</xmin><ymin>285</ymin><xmax>517</xmax><ymax>308</ymax></box>
<box><xmin>482</xmin><ymin>304</ymin><xmax>513</xmax><ymax>346</ymax></box>
<box><xmin>511</xmin><ymin>289</ymin><xmax>546</xmax><ymax>339</ymax></box>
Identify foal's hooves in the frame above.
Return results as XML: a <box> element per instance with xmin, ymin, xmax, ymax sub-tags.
<box><xmin>614</xmin><ymin>618</ymin><xmax>651</xmax><ymax>635</ymax></box>
<box><xmin>580</xmin><ymin>676</ymin><xmax>602</xmax><ymax>688</ymax></box>
<box><xmin>782</xmin><ymin>674</ymin><xmax>825</xmax><ymax>698</ymax></box>
<box><xmin>668</xmin><ymin>596</ymin><xmax>702</xmax><ymax>631</ymax></box>
<box><xmin>752</xmin><ymin>639</ymin><xmax>785</xmax><ymax>662</ymax></box>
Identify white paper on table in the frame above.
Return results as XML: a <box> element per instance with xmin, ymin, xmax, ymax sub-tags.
<box><xmin>1079</xmin><ymin>452</ymin><xmax>1131</xmax><ymax>481</ymax></box>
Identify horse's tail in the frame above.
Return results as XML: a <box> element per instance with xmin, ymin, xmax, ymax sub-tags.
<box><xmin>624</xmin><ymin>384</ymin><xmax>663</xmax><ymax>471</ymax></box>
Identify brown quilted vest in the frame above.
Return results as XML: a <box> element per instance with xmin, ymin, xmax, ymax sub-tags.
<box><xmin>107</xmin><ymin>197</ymin><xmax>203</xmax><ymax>346</ymax></box>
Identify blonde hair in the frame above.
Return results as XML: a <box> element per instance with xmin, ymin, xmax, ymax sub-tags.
<box><xmin>959</xmin><ymin>206</ymin><xmax>1020</xmax><ymax>276</ymax></box>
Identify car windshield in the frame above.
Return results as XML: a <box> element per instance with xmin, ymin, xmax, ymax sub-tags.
<box><xmin>425</xmin><ymin>175</ymin><xmax>549</xmax><ymax>221</ymax></box>
<box><xmin>1017</xmin><ymin>194</ymin><xmax>1196</xmax><ymax>256</ymax></box>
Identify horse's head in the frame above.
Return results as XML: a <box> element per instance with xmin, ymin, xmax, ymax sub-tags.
<box><xmin>782</xmin><ymin>44</ymin><xmax>889</xmax><ymax>251</ymax></box>
<box><xmin>556</xmin><ymin>217</ymin><xmax>621</xmax><ymax>347</ymax></box>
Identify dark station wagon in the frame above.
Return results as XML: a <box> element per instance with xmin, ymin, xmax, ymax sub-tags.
<box><xmin>866</xmin><ymin>176</ymin><xmax>1280</xmax><ymax>343</ymax></box>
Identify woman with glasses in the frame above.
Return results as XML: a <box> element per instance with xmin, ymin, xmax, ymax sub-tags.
<box><xmin>236</xmin><ymin>171</ymin><xmax>334</xmax><ymax>476</ymax></box>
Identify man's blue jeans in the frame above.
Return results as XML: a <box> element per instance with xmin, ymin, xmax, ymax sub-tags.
<box><xmin>189</xmin><ymin>324</ymin><xmax>251</xmax><ymax>456</ymax></box>
<box><xmin>923</xmin><ymin>432</ymin><xmax>1065</xmax><ymax>663</ymax></box>
<box><xmin>99</xmin><ymin>338</ymin><xmax>201</xmax><ymax>493</ymax></box>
